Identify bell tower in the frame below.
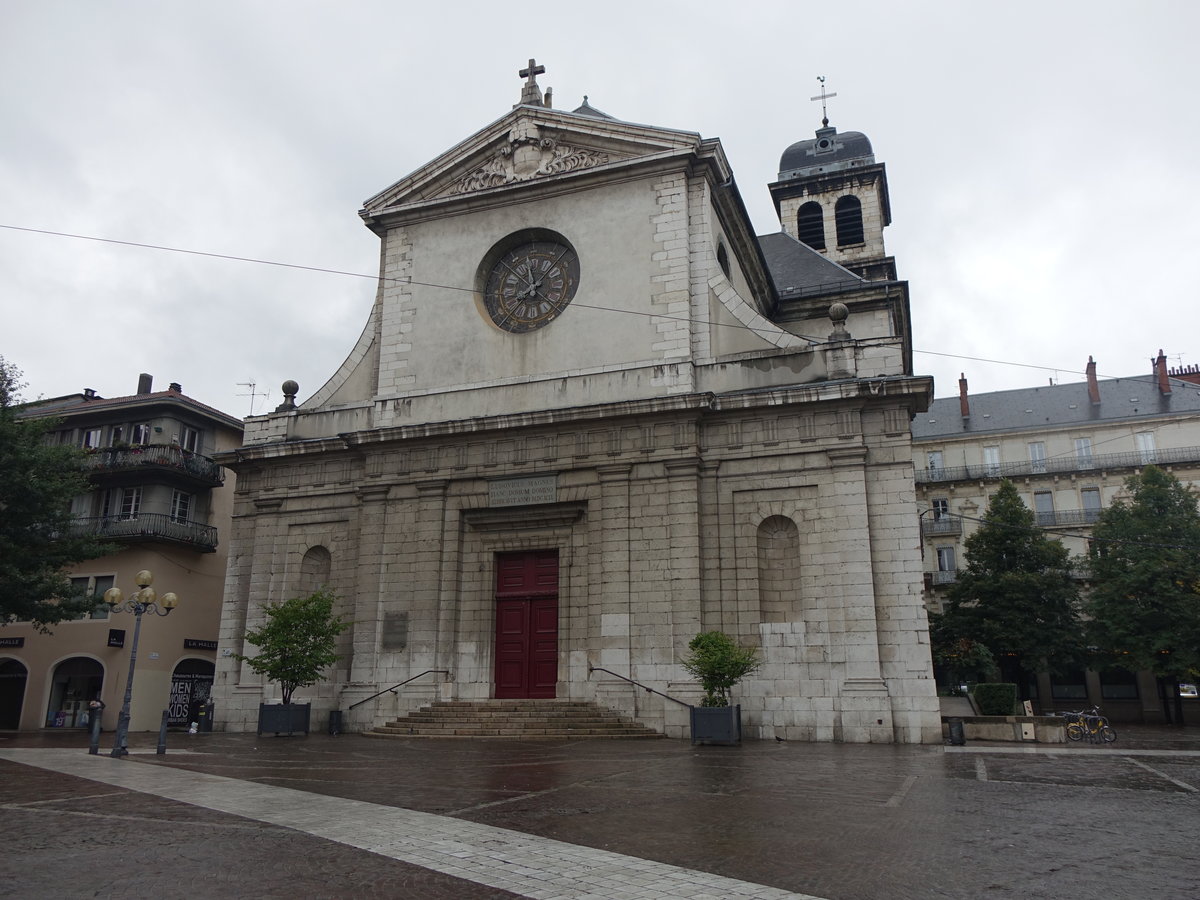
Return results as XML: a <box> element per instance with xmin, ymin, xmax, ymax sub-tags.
<box><xmin>768</xmin><ymin>81</ymin><xmax>895</xmax><ymax>281</ymax></box>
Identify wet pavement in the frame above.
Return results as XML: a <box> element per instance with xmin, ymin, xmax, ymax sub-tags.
<box><xmin>1</xmin><ymin>726</ymin><xmax>1198</xmax><ymax>899</ymax></box>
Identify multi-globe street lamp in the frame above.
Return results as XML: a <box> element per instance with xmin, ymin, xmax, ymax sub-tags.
<box><xmin>103</xmin><ymin>569</ymin><xmax>179</xmax><ymax>757</ymax></box>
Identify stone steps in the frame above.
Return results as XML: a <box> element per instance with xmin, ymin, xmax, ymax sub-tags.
<box><xmin>362</xmin><ymin>699</ymin><xmax>664</xmax><ymax>740</ymax></box>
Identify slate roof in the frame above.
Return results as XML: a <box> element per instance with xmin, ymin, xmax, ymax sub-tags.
<box><xmin>912</xmin><ymin>374</ymin><xmax>1200</xmax><ymax>440</ymax></box>
<box><xmin>778</xmin><ymin>128</ymin><xmax>875</xmax><ymax>181</ymax></box>
<box><xmin>20</xmin><ymin>389</ymin><xmax>244</xmax><ymax>431</ymax></box>
<box><xmin>757</xmin><ymin>231</ymin><xmax>869</xmax><ymax>299</ymax></box>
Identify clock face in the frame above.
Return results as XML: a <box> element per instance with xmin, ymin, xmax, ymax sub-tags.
<box><xmin>483</xmin><ymin>239</ymin><xmax>580</xmax><ymax>333</ymax></box>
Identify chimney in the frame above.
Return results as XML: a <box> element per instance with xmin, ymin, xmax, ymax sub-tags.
<box><xmin>83</xmin><ymin>388</ymin><xmax>96</xmax><ymax>400</ymax></box>
<box><xmin>137</xmin><ymin>373</ymin><xmax>153</xmax><ymax>395</ymax></box>
<box><xmin>958</xmin><ymin>373</ymin><xmax>970</xmax><ymax>419</ymax></box>
<box><xmin>1086</xmin><ymin>356</ymin><xmax>1100</xmax><ymax>405</ymax></box>
<box><xmin>169</xmin><ymin>382</ymin><xmax>182</xmax><ymax>393</ymax></box>
<box><xmin>1154</xmin><ymin>349</ymin><xmax>1172</xmax><ymax>396</ymax></box>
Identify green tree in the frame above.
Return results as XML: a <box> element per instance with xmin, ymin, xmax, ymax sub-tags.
<box><xmin>0</xmin><ymin>357</ymin><xmax>114</xmax><ymax>630</ymax></box>
<box><xmin>1086</xmin><ymin>466</ymin><xmax>1200</xmax><ymax>722</ymax></box>
<box><xmin>236</xmin><ymin>589</ymin><xmax>349</xmax><ymax>705</ymax></box>
<box><xmin>932</xmin><ymin>480</ymin><xmax>1082</xmax><ymax>697</ymax></box>
<box><xmin>681</xmin><ymin>630</ymin><xmax>761</xmax><ymax>707</ymax></box>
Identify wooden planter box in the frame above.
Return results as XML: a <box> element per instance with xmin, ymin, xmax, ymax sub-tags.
<box><xmin>257</xmin><ymin>703</ymin><xmax>311</xmax><ymax>736</ymax></box>
<box><xmin>690</xmin><ymin>704</ymin><xmax>741</xmax><ymax>745</ymax></box>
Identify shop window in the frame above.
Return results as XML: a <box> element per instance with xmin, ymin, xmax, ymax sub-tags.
<box><xmin>1100</xmin><ymin>667</ymin><xmax>1139</xmax><ymax>700</ymax></box>
<box><xmin>1051</xmin><ymin>670</ymin><xmax>1088</xmax><ymax>701</ymax></box>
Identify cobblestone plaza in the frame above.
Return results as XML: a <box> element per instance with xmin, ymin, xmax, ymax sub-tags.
<box><xmin>2</xmin><ymin>729</ymin><xmax>1197</xmax><ymax>899</ymax></box>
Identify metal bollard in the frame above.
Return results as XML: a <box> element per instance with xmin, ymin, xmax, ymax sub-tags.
<box><xmin>156</xmin><ymin>709</ymin><xmax>169</xmax><ymax>755</ymax></box>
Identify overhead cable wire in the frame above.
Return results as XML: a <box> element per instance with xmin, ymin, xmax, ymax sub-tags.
<box><xmin>4</xmin><ymin>222</ymin><xmax>1200</xmax><ymax>384</ymax></box>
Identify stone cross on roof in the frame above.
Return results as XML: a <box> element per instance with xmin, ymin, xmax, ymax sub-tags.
<box><xmin>518</xmin><ymin>58</ymin><xmax>547</xmax><ymax>107</ymax></box>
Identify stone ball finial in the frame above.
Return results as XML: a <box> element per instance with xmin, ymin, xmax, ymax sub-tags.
<box><xmin>829</xmin><ymin>302</ymin><xmax>849</xmax><ymax>324</ymax></box>
<box><xmin>275</xmin><ymin>380</ymin><xmax>299</xmax><ymax>413</ymax></box>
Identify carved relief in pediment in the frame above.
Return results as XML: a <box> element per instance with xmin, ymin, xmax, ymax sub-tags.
<box><xmin>446</xmin><ymin>121</ymin><xmax>610</xmax><ymax>196</ymax></box>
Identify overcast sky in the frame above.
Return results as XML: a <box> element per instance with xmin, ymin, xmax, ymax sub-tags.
<box><xmin>3</xmin><ymin>2</ymin><xmax>1196</xmax><ymax>419</ymax></box>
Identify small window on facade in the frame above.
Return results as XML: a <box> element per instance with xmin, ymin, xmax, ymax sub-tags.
<box><xmin>926</xmin><ymin>450</ymin><xmax>944</xmax><ymax>473</ymax></box>
<box><xmin>170</xmin><ymin>490</ymin><xmax>192</xmax><ymax>524</ymax></box>
<box><xmin>1135</xmin><ymin>431</ymin><xmax>1156</xmax><ymax>464</ymax></box>
<box><xmin>932</xmin><ymin>498</ymin><xmax>950</xmax><ymax>520</ymax></box>
<box><xmin>110</xmin><ymin>425</ymin><xmax>125</xmax><ymax>446</ymax></box>
<box><xmin>936</xmin><ymin>546</ymin><xmax>956</xmax><ymax>572</ymax></box>
<box><xmin>1074</xmin><ymin>437</ymin><xmax>1093</xmax><ymax>469</ymax></box>
<box><xmin>983</xmin><ymin>446</ymin><xmax>1000</xmax><ymax>476</ymax></box>
<box><xmin>131</xmin><ymin>423</ymin><xmax>151</xmax><ymax>445</ymax></box>
<box><xmin>181</xmin><ymin>427</ymin><xmax>200</xmax><ymax>453</ymax></box>
<box><xmin>715</xmin><ymin>243</ymin><xmax>731</xmax><ymax>278</ymax></box>
<box><xmin>1082</xmin><ymin>487</ymin><xmax>1102</xmax><ymax>522</ymax></box>
<box><xmin>1033</xmin><ymin>491</ymin><xmax>1055</xmax><ymax>526</ymax></box>
<box><xmin>120</xmin><ymin>487</ymin><xmax>142</xmax><ymax>520</ymax></box>
<box><xmin>82</xmin><ymin>428</ymin><xmax>102</xmax><ymax>449</ymax></box>
<box><xmin>68</xmin><ymin>575</ymin><xmax>114</xmax><ymax>620</ymax></box>
<box><xmin>1028</xmin><ymin>441</ymin><xmax>1046</xmax><ymax>474</ymax></box>
<box><xmin>796</xmin><ymin>202</ymin><xmax>825</xmax><ymax>250</ymax></box>
<box><xmin>835</xmin><ymin>195</ymin><xmax>864</xmax><ymax>246</ymax></box>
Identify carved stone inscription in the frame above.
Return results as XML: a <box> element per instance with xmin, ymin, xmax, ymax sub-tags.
<box><xmin>489</xmin><ymin>474</ymin><xmax>557</xmax><ymax>508</ymax></box>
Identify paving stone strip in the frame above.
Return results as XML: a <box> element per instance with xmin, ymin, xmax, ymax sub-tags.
<box><xmin>0</xmin><ymin>748</ymin><xmax>825</xmax><ymax>900</ymax></box>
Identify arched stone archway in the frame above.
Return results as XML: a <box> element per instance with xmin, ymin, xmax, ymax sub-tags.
<box><xmin>46</xmin><ymin>657</ymin><xmax>103</xmax><ymax>728</ymax></box>
<box><xmin>0</xmin><ymin>659</ymin><xmax>28</xmax><ymax>730</ymax></box>
<box><xmin>169</xmin><ymin>658</ymin><xmax>215</xmax><ymax>726</ymax></box>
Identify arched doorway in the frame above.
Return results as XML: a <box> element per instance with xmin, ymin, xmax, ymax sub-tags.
<box><xmin>46</xmin><ymin>657</ymin><xmax>103</xmax><ymax>728</ymax></box>
<box><xmin>0</xmin><ymin>659</ymin><xmax>28</xmax><ymax>729</ymax></box>
<box><xmin>169</xmin><ymin>658</ymin><xmax>215</xmax><ymax>726</ymax></box>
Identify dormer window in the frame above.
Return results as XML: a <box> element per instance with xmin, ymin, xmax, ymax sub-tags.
<box><xmin>797</xmin><ymin>201</ymin><xmax>825</xmax><ymax>250</ymax></box>
<box><xmin>835</xmin><ymin>195</ymin><xmax>864</xmax><ymax>246</ymax></box>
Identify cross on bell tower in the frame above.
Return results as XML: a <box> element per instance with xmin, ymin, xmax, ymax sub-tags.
<box><xmin>517</xmin><ymin>58</ymin><xmax>548</xmax><ymax>107</ymax></box>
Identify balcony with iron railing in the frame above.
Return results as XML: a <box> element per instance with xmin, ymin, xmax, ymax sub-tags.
<box><xmin>70</xmin><ymin>512</ymin><xmax>218</xmax><ymax>552</ymax></box>
<box><xmin>1034</xmin><ymin>508</ymin><xmax>1104</xmax><ymax>527</ymax></box>
<box><xmin>80</xmin><ymin>444</ymin><xmax>224</xmax><ymax>488</ymax></box>
<box><xmin>921</xmin><ymin>515</ymin><xmax>963</xmax><ymax>536</ymax></box>
<box><xmin>928</xmin><ymin>569</ymin><xmax>958</xmax><ymax>585</ymax></box>
<box><xmin>915</xmin><ymin>445</ymin><xmax>1200</xmax><ymax>485</ymax></box>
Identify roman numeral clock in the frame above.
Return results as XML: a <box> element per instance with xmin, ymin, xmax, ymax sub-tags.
<box><xmin>482</xmin><ymin>235</ymin><xmax>580</xmax><ymax>334</ymax></box>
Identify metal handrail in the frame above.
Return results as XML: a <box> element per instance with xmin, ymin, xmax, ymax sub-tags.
<box><xmin>587</xmin><ymin>665</ymin><xmax>692</xmax><ymax>708</ymax></box>
<box><xmin>348</xmin><ymin>670</ymin><xmax>451</xmax><ymax>710</ymax></box>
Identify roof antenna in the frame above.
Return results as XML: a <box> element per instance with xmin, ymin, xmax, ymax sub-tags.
<box><xmin>237</xmin><ymin>380</ymin><xmax>266</xmax><ymax>417</ymax></box>
<box><xmin>810</xmin><ymin>76</ymin><xmax>837</xmax><ymax>127</ymax></box>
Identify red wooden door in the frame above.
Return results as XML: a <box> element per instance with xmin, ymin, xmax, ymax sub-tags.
<box><xmin>494</xmin><ymin>550</ymin><xmax>558</xmax><ymax>699</ymax></box>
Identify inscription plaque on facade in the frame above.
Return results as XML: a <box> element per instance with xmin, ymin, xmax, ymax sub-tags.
<box><xmin>184</xmin><ymin>638</ymin><xmax>219</xmax><ymax>651</ymax></box>
<box><xmin>489</xmin><ymin>474</ymin><xmax>557</xmax><ymax>508</ymax></box>
<box><xmin>382</xmin><ymin>612</ymin><xmax>409</xmax><ymax>651</ymax></box>
<box><xmin>0</xmin><ymin>636</ymin><xmax>24</xmax><ymax>648</ymax></box>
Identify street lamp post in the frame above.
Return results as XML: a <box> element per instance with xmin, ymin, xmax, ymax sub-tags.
<box><xmin>103</xmin><ymin>569</ymin><xmax>180</xmax><ymax>757</ymax></box>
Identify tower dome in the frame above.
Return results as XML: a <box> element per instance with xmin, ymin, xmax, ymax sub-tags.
<box><xmin>778</xmin><ymin>125</ymin><xmax>875</xmax><ymax>182</ymax></box>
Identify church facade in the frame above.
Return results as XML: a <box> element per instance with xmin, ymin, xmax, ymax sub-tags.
<box><xmin>212</xmin><ymin>64</ymin><xmax>941</xmax><ymax>742</ymax></box>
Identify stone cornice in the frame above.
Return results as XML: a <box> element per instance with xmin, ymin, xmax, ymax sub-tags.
<box><xmin>222</xmin><ymin>375</ymin><xmax>933</xmax><ymax>466</ymax></box>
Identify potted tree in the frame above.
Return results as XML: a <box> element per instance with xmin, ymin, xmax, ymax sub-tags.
<box><xmin>236</xmin><ymin>588</ymin><xmax>348</xmax><ymax>736</ymax></box>
<box><xmin>681</xmin><ymin>630</ymin><xmax>761</xmax><ymax>745</ymax></box>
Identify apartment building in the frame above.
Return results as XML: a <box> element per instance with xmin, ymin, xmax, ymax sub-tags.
<box><xmin>1</xmin><ymin>375</ymin><xmax>241</xmax><ymax>733</ymax></box>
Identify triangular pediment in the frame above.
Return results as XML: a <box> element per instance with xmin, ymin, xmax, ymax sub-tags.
<box><xmin>362</xmin><ymin>107</ymin><xmax>703</xmax><ymax>218</ymax></box>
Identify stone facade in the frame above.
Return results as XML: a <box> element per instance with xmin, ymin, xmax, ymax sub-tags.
<box><xmin>211</xmin><ymin>67</ymin><xmax>941</xmax><ymax>742</ymax></box>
